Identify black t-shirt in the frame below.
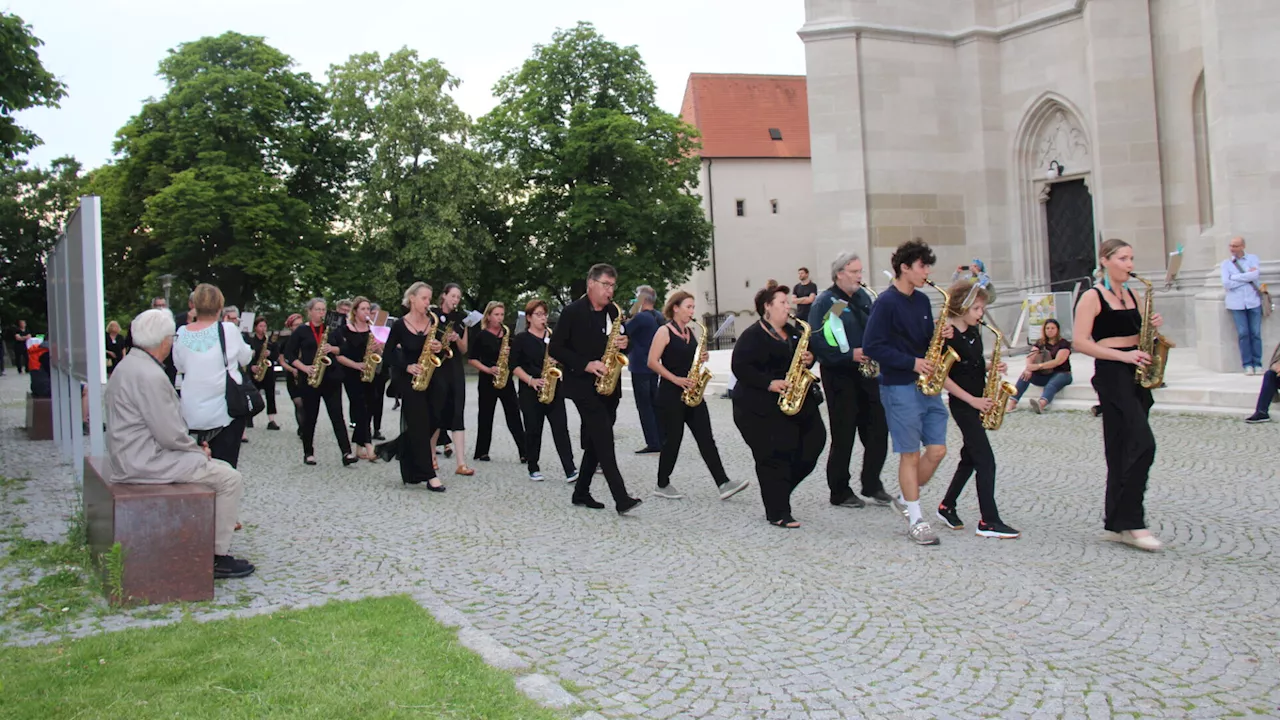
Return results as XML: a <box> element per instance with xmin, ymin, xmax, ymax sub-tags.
<box><xmin>1036</xmin><ymin>338</ymin><xmax>1072</xmax><ymax>374</ymax></box>
<box><xmin>729</xmin><ymin>320</ymin><xmax>817</xmax><ymax>420</ymax></box>
<box><xmin>337</xmin><ymin>325</ymin><xmax>371</xmax><ymax>364</ymax></box>
<box><xmin>944</xmin><ymin>324</ymin><xmax>985</xmax><ymax>398</ymax></box>
<box><xmin>794</xmin><ymin>282</ymin><xmax>818</xmax><ymax>306</ymax></box>
<box><xmin>247</xmin><ymin>332</ymin><xmax>281</xmax><ymax>366</ymax></box>
<box><xmin>430</xmin><ymin>306</ymin><xmax>467</xmax><ymax>375</ymax></box>
<box><xmin>283</xmin><ymin>323</ymin><xmax>344</xmax><ymax>384</ymax></box>
<box><xmin>469</xmin><ymin>327</ymin><xmax>505</xmax><ymax>367</ymax></box>
<box><xmin>510</xmin><ymin>330</ymin><xmax>551</xmax><ymax>381</ymax></box>
<box><xmin>549</xmin><ymin>297</ymin><xmax>624</xmax><ymax>386</ymax></box>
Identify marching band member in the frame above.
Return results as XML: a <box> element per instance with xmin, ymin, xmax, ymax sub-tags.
<box><xmin>731</xmin><ymin>284</ymin><xmax>825</xmax><ymax>527</ymax></box>
<box><xmin>368</xmin><ymin>302</ymin><xmax>390</xmax><ymax>440</ymax></box>
<box><xmin>468</xmin><ymin>301</ymin><xmax>527</xmax><ymax>463</ymax></box>
<box><xmin>936</xmin><ymin>281</ymin><xmax>1020</xmax><ymax>539</ymax></box>
<box><xmin>511</xmin><ymin>300</ymin><xmax>577</xmax><ymax>482</ymax></box>
<box><xmin>550</xmin><ymin>263</ymin><xmax>642</xmax><ymax>514</ymax></box>
<box><xmin>246</xmin><ymin>316</ymin><xmax>281</xmax><ymax>431</ymax></box>
<box><xmin>1072</xmin><ymin>238</ymin><xmax>1164</xmax><ymax>551</ymax></box>
<box><xmin>332</xmin><ymin>297</ymin><xmax>381</xmax><ymax>461</ymax></box>
<box><xmin>376</xmin><ymin>282</ymin><xmax>444</xmax><ymax>490</ymax></box>
<box><xmin>283</xmin><ymin>297</ymin><xmax>357</xmax><ymax>467</ymax></box>
<box><xmin>282</xmin><ymin>313</ymin><xmax>305</xmax><ymax>435</ymax></box>
<box><xmin>429</xmin><ymin>284</ymin><xmax>473</xmax><ymax>475</ymax></box>
<box><xmin>647</xmin><ymin>291</ymin><xmax>746</xmax><ymax>501</ymax></box>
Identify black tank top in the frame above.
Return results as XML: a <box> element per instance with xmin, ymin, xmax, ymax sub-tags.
<box><xmin>660</xmin><ymin>323</ymin><xmax>696</xmax><ymax>383</ymax></box>
<box><xmin>1091</xmin><ymin>287</ymin><xmax>1142</xmax><ymax>341</ymax></box>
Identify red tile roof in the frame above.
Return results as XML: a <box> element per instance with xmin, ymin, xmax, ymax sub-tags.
<box><xmin>680</xmin><ymin>74</ymin><xmax>810</xmax><ymax>159</ymax></box>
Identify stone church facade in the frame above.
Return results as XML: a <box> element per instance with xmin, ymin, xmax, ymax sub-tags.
<box><xmin>800</xmin><ymin>0</ymin><xmax>1278</xmax><ymax>370</ymax></box>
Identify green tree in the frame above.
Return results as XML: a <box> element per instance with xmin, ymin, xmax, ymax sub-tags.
<box><xmin>327</xmin><ymin>48</ymin><xmax>514</xmax><ymax>311</ymax></box>
<box><xmin>0</xmin><ymin>12</ymin><xmax>67</xmax><ymax>160</ymax></box>
<box><xmin>101</xmin><ymin>32</ymin><xmax>351</xmax><ymax>314</ymax></box>
<box><xmin>0</xmin><ymin>156</ymin><xmax>85</xmax><ymax>329</ymax></box>
<box><xmin>478</xmin><ymin>22</ymin><xmax>711</xmax><ymax>306</ymax></box>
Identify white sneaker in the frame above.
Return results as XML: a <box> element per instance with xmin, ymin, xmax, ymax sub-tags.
<box><xmin>653</xmin><ymin>484</ymin><xmax>685</xmax><ymax>499</ymax></box>
<box><xmin>565</xmin><ymin>470</ymin><xmax>579</xmax><ymax>484</ymax></box>
<box><xmin>718</xmin><ymin>477</ymin><xmax>750</xmax><ymax>500</ymax></box>
<box><xmin>529</xmin><ymin>471</ymin><xmax>544</xmax><ymax>482</ymax></box>
<box><xmin>891</xmin><ymin>496</ymin><xmax>909</xmax><ymax>518</ymax></box>
<box><xmin>908</xmin><ymin>520</ymin><xmax>940</xmax><ymax>546</ymax></box>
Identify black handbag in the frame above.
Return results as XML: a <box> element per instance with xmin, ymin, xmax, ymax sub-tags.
<box><xmin>218</xmin><ymin>322</ymin><xmax>265</xmax><ymax>419</ymax></box>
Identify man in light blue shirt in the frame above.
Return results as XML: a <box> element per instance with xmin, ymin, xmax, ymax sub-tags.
<box><xmin>1221</xmin><ymin>236</ymin><xmax>1264</xmax><ymax>373</ymax></box>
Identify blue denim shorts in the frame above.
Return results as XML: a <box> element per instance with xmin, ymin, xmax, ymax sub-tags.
<box><xmin>880</xmin><ymin>383</ymin><xmax>949</xmax><ymax>454</ymax></box>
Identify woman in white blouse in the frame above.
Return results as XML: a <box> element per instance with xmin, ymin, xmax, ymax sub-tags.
<box><xmin>174</xmin><ymin>283</ymin><xmax>253</xmax><ymax>468</ymax></box>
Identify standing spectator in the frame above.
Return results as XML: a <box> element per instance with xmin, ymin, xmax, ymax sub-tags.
<box><xmin>105</xmin><ymin>321</ymin><xmax>127</xmax><ymax>376</ymax></box>
<box><xmin>625</xmin><ymin>285</ymin><xmax>664</xmax><ymax>454</ymax></box>
<box><xmin>1221</xmin><ymin>236</ymin><xmax>1265</xmax><ymax>374</ymax></box>
<box><xmin>1245</xmin><ymin>342</ymin><xmax>1280</xmax><ymax>424</ymax></box>
<box><xmin>793</xmin><ymin>269</ymin><xmax>818</xmax><ymax>312</ymax></box>
<box><xmin>173</xmin><ymin>284</ymin><xmax>253</xmax><ymax>468</ymax></box>
<box><xmin>12</xmin><ymin>320</ymin><xmax>32</xmax><ymax>374</ymax></box>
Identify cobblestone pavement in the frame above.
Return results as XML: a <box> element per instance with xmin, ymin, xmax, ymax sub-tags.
<box><xmin>2</xmin><ymin>371</ymin><xmax>1279</xmax><ymax>719</ymax></box>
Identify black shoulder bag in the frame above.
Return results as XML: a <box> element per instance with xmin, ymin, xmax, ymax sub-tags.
<box><xmin>218</xmin><ymin>322</ymin><xmax>265</xmax><ymax>419</ymax></box>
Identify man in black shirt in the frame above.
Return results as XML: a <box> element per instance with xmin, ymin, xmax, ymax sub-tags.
<box><xmin>793</xmin><ymin>268</ymin><xmax>818</xmax><ymax>315</ymax></box>
<box><xmin>12</xmin><ymin>320</ymin><xmax>32</xmax><ymax>374</ymax></box>
<box><xmin>549</xmin><ymin>263</ymin><xmax>643</xmax><ymax>515</ymax></box>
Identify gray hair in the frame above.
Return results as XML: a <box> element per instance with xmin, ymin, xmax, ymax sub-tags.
<box><xmin>635</xmin><ymin>285</ymin><xmax>656</xmax><ymax>305</ymax></box>
<box><xmin>831</xmin><ymin>251</ymin><xmax>861</xmax><ymax>282</ymax></box>
<box><xmin>130</xmin><ymin>309</ymin><xmax>176</xmax><ymax>349</ymax></box>
<box><xmin>305</xmin><ymin>297</ymin><xmax>326</xmax><ymax>313</ymax></box>
<box><xmin>222</xmin><ymin>305</ymin><xmax>239</xmax><ymax>318</ymax></box>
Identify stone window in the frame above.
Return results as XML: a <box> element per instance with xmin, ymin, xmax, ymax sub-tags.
<box><xmin>1192</xmin><ymin>72</ymin><xmax>1214</xmax><ymax>230</ymax></box>
<box><xmin>736</xmin><ymin>200</ymin><xmax>745</xmax><ymax>217</ymax></box>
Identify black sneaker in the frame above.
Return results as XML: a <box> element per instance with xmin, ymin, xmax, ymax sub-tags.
<box><xmin>936</xmin><ymin>504</ymin><xmax>964</xmax><ymax>530</ymax></box>
<box><xmin>372</xmin><ymin>431</ymin><xmax>386</xmax><ymax>441</ymax></box>
<box><xmin>832</xmin><ymin>492</ymin><xmax>865</xmax><ymax>509</ymax></box>
<box><xmin>1245</xmin><ymin>412</ymin><xmax>1271</xmax><ymax>424</ymax></box>
<box><xmin>214</xmin><ymin>555</ymin><xmax>256</xmax><ymax>579</ymax></box>
<box><xmin>976</xmin><ymin>521</ymin><xmax>1021</xmax><ymax>539</ymax></box>
<box><xmin>617</xmin><ymin>497</ymin><xmax>643</xmax><ymax>515</ymax></box>
<box><xmin>634</xmin><ymin>446</ymin><xmax>660</xmax><ymax>455</ymax></box>
<box><xmin>865</xmin><ymin>490</ymin><xmax>894</xmax><ymax>506</ymax></box>
<box><xmin>267</xmin><ymin>421</ymin><xmax>281</xmax><ymax>431</ymax></box>
<box><xmin>572</xmin><ymin>496</ymin><xmax>605</xmax><ymax>509</ymax></box>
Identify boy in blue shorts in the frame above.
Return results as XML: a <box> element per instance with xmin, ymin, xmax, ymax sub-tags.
<box><xmin>863</xmin><ymin>239</ymin><xmax>952</xmax><ymax>546</ymax></box>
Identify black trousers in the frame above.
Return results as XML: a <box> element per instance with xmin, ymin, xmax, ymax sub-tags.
<box><xmin>376</xmin><ymin>378</ymin><xmax>437</xmax><ymax>484</ymax></box>
<box><xmin>475</xmin><ymin>377</ymin><xmax>527</xmax><ymax>459</ymax></box>
<box><xmin>300</xmin><ymin>381</ymin><xmax>352</xmax><ymax>458</ymax></box>
<box><xmin>518</xmin><ymin>385</ymin><xmax>576</xmax><ymax>475</ymax></box>
<box><xmin>656</xmin><ymin>387</ymin><xmax>730</xmax><ymax>488</ymax></box>
<box><xmin>1092</xmin><ymin>357</ymin><xmax>1156</xmax><ymax>532</ymax></box>
<box><xmin>370</xmin><ymin>372</ymin><xmax>388</xmax><ymax>433</ymax></box>
<box><xmin>821</xmin><ymin>368</ymin><xmax>888</xmax><ymax>501</ymax></box>
<box><xmin>13</xmin><ymin>344</ymin><xmax>27</xmax><ymax>373</ymax></box>
<box><xmin>734</xmin><ymin>404</ymin><xmax>826</xmax><ymax>522</ymax></box>
<box><xmin>260</xmin><ymin>368</ymin><xmax>278</xmax><ymax>416</ymax></box>
<box><xmin>342</xmin><ymin>374</ymin><xmax>375</xmax><ymax>445</ymax></box>
<box><xmin>567</xmin><ymin>382</ymin><xmax>632</xmax><ymax>506</ymax></box>
<box><xmin>942</xmin><ymin>401</ymin><xmax>1001</xmax><ymax>524</ymax></box>
<box><xmin>194</xmin><ymin>416</ymin><xmax>247</xmax><ymax>469</ymax></box>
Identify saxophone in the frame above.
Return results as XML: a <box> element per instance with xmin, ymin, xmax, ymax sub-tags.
<box><xmin>917</xmin><ymin>280</ymin><xmax>961</xmax><ymax>396</ymax></box>
<box><xmin>1130</xmin><ymin>272</ymin><xmax>1174</xmax><ymax>390</ymax></box>
<box><xmin>857</xmin><ymin>282</ymin><xmax>881</xmax><ymax>378</ymax></box>
<box><xmin>537</xmin><ymin>338</ymin><xmax>562</xmax><ymax>405</ymax></box>
<box><xmin>977</xmin><ymin>319</ymin><xmax>1017</xmax><ymax>430</ymax></box>
<box><xmin>594</xmin><ymin>303</ymin><xmax>628</xmax><ymax>396</ymax></box>
<box><xmin>306</xmin><ymin>334</ymin><xmax>332</xmax><ymax>389</ymax></box>
<box><xmin>681</xmin><ymin>321</ymin><xmax>713</xmax><ymax>407</ymax></box>
<box><xmin>360</xmin><ymin>330</ymin><xmax>382</xmax><ymax>383</ymax></box>
<box><xmin>492</xmin><ymin>328</ymin><xmax>511</xmax><ymax>389</ymax></box>
<box><xmin>411</xmin><ymin>319</ymin><xmax>447</xmax><ymax>392</ymax></box>
<box><xmin>251</xmin><ymin>335</ymin><xmax>271</xmax><ymax>383</ymax></box>
<box><xmin>778</xmin><ymin>317</ymin><xmax>819</xmax><ymax>416</ymax></box>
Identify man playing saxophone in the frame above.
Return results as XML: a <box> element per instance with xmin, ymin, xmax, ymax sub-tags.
<box><xmin>549</xmin><ymin>263</ymin><xmax>643</xmax><ymax>515</ymax></box>
<box><xmin>808</xmin><ymin>252</ymin><xmax>893</xmax><ymax>511</ymax></box>
<box><xmin>862</xmin><ymin>239</ymin><xmax>954</xmax><ymax>546</ymax></box>
<box><xmin>934</xmin><ymin>281</ymin><xmax>1021</xmax><ymax>539</ymax></box>
<box><xmin>646</xmin><ymin>291</ymin><xmax>748</xmax><ymax>502</ymax></box>
<box><xmin>511</xmin><ymin>299</ymin><xmax>577</xmax><ymax>483</ymax></box>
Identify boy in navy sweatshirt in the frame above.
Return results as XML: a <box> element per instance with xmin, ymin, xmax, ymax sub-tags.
<box><xmin>862</xmin><ymin>239</ymin><xmax>952</xmax><ymax>546</ymax></box>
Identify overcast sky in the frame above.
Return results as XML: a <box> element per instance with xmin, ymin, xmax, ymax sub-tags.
<box><xmin>9</xmin><ymin>0</ymin><xmax>808</xmax><ymax>169</ymax></box>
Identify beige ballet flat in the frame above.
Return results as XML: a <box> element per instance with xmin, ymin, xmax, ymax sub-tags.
<box><xmin>1118</xmin><ymin>530</ymin><xmax>1164</xmax><ymax>552</ymax></box>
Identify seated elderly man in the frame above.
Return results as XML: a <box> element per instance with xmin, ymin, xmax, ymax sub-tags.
<box><xmin>105</xmin><ymin>308</ymin><xmax>255</xmax><ymax>579</ymax></box>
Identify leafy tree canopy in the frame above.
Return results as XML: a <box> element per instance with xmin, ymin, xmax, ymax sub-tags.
<box><xmin>0</xmin><ymin>13</ymin><xmax>67</xmax><ymax>159</ymax></box>
<box><xmin>0</xmin><ymin>156</ymin><xmax>85</xmax><ymax>330</ymax></box>
<box><xmin>478</xmin><ymin>22</ymin><xmax>711</xmax><ymax>307</ymax></box>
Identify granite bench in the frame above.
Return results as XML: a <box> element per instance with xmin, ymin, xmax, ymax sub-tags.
<box><xmin>24</xmin><ymin>393</ymin><xmax>52</xmax><ymax>440</ymax></box>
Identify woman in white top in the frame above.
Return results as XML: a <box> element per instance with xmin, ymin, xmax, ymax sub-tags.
<box><xmin>174</xmin><ymin>283</ymin><xmax>253</xmax><ymax>468</ymax></box>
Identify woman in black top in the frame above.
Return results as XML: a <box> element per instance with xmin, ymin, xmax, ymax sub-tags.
<box><xmin>429</xmin><ymin>283</ymin><xmax>473</xmax><ymax>476</ymax></box>
<box><xmin>511</xmin><ymin>299</ymin><xmax>577</xmax><ymax>482</ymax></box>
<box><xmin>375</xmin><ymin>282</ymin><xmax>444</xmax><ymax>490</ymax></box>
<box><xmin>936</xmin><ymin>281</ymin><xmax>1019</xmax><ymax>539</ymax></box>
<box><xmin>283</xmin><ymin>297</ymin><xmax>357</xmax><ymax>467</ymax></box>
<box><xmin>1072</xmin><ymin>238</ymin><xmax>1164</xmax><ymax>552</ymax></box>
<box><xmin>730</xmin><ymin>285</ymin><xmax>825</xmax><ymax>528</ymax></box>
<box><xmin>105</xmin><ymin>321</ymin><xmax>126</xmax><ymax>377</ymax></box>
<box><xmin>1009</xmin><ymin>318</ymin><xmax>1073</xmax><ymax>413</ymax></box>
<box><xmin>281</xmin><ymin>313</ymin><xmax>305</xmax><ymax>432</ymax></box>
<box><xmin>647</xmin><ymin>291</ymin><xmax>744</xmax><ymax>501</ymax></box>
<box><xmin>367</xmin><ymin>303</ymin><xmax>390</xmax><ymax>441</ymax></box>
<box><xmin>332</xmin><ymin>297</ymin><xmax>382</xmax><ymax>461</ymax></box>
<box><xmin>246</xmin><ymin>316</ymin><xmax>281</xmax><ymax>430</ymax></box>
<box><xmin>468</xmin><ymin>301</ymin><xmax>527</xmax><ymax>463</ymax></box>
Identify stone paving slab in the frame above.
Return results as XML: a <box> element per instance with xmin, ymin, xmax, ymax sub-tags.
<box><xmin>2</xmin><ymin>372</ymin><xmax>1279</xmax><ymax>718</ymax></box>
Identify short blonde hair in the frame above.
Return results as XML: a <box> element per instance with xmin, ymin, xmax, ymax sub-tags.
<box><xmin>402</xmin><ymin>282</ymin><xmax>432</xmax><ymax>309</ymax></box>
<box><xmin>106</xmin><ymin>320</ymin><xmax>121</xmax><ymax>334</ymax></box>
<box><xmin>192</xmin><ymin>283</ymin><xmax>225</xmax><ymax>318</ymax></box>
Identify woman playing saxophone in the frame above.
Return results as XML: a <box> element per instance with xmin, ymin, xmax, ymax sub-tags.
<box><xmin>332</xmin><ymin>297</ymin><xmax>381</xmax><ymax>462</ymax></box>
<box><xmin>647</xmin><ymin>292</ymin><xmax>746</xmax><ymax>502</ymax></box>
<box><xmin>467</xmin><ymin>301</ymin><xmax>527</xmax><ymax>464</ymax></box>
<box><xmin>374</xmin><ymin>282</ymin><xmax>445</xmax><ymax>491</ymax></box>
<box><xmin>934</xmin><ymin>281</ymin><xmax>1020</xmax><ymax>539</ymax></box>
<box><xmin>282</xmin><ymin>297</ymin><xmax>357</xmax><ymax>467</ymax></box>
<box><xmin>1071</xmin><ymin>238</ymin><xmax>1165</xmax><ymax>552</ymax></box>
<box><xmin>510</xmin><ymin>299</ymin><xmax>577</xmax><ymax>483</ymax></box>
<box><xmin>730</xmin><ymin>284</ymin><xmax>825</xmax><ymax>528</ymax></box>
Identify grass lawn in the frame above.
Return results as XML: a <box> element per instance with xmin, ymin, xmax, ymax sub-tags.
<box><xmin>0</xmin><ymin>595</ymin><xmax>568</xmax><ymax>720</ymax></box>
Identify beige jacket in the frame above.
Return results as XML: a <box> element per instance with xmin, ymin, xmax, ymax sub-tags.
<box><xmin>104</xmin><ymin>350</ymin><xmax>207</xmax><ymax>482</ymax></box>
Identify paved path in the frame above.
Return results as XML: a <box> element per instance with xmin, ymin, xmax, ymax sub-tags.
<box><xmin>2</xmin><ymin>372</ymin><xmax>1279</xmax><ymax>719</ymax></box>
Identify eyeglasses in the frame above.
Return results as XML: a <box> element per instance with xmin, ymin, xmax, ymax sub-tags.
<box><xmin>530</xmin><ymin>311</ymin><xmax>548</xmax><ymax>317</ymax></box>
<box><xmin>592</xmin><ymin>279</ymin><xmax>616</xmax><ymax>290</ymax></box>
